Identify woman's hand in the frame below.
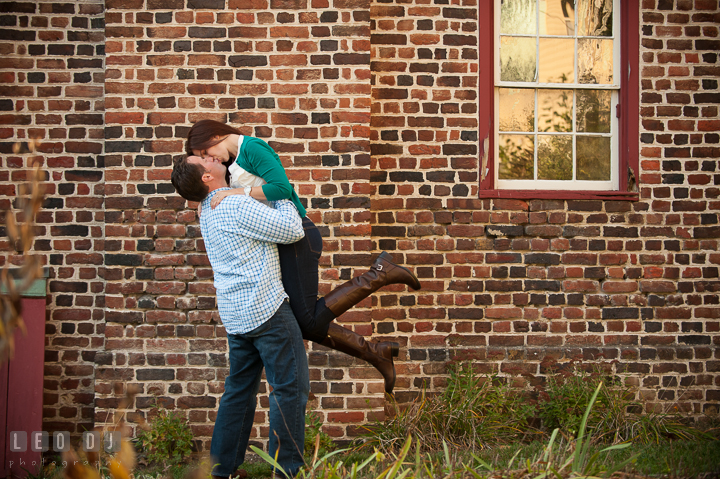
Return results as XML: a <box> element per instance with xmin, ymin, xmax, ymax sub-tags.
<box><xmin>211</xmin><ymin>189</ymin><xmax>242</xmax><ymax>209</ymax></box>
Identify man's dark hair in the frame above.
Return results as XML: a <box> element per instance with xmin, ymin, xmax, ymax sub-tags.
<box><xmin>171</xmin><ymin>156</ymin><xmax>208</xmax><ymax>202</ymax></box>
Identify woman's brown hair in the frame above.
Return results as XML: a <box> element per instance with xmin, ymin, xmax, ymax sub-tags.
<box><xmin>185</xmin><ymin>119</ymin><xmax>242</xmax><ymax>156</ymax></box>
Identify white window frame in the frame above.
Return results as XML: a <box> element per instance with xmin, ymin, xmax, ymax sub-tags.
<box><xmin>493</xmin><ymin>0</ymin><xmax>621</xmax><ymax>191</ymax></box>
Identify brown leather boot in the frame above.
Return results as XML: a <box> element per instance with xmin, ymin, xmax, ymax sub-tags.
<box><xmin>323</xmin><ymin>252</ymin><xmax>420</xmax><ymax>317</ymax></box>
<box><xmin>321</xmin><ymin>323</ymin><xmax>399</xmax><ymax>393</ymax></box>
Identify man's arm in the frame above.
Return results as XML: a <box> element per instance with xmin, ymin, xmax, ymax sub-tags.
<box><xmin>234</xmin><ymin>198</ymin><xmax>305</xmax><ymax>245</ymax></box>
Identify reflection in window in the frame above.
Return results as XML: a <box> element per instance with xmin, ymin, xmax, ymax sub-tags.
<box><xmin>500</xmin><ymin>37</ymin><xmax>537</xmax><ymax>82</ymax></box>
<box><xmin>499</xmin><ymin>88</ymin><xmax>535</xmax><ymax>132</ymax></box>
<box><xmin>538</xmin><ymin>89</ymin><xmax>572</xmax><ymax>132</ymax></box>
<box><xmin>577</xmin><ymin>136</ymin><xmax>611</xmax><ymax>181</ymax></box>
<box><xmin>500</xmin><ymin>0</ymin><xmax>536</xmax><ymax>35</ymax></box>
<box><xmin>578</xmin><ymin>39</ymin><xmax>613</xmax><ymax>84</ymax></box>
<box><xmin>541</xmin><ymin>0</ymin><xmax>575</xmax><ymax>36</ymax></box>
<box><xmin>539</xmin><ymin>38</ymin><xmax>574</xmax><ymax>83</ymax></box>
<box><xmin>576</xmin><ymin>90</ymin><xmax>611</xmax><ymax>133</ymax></box>
<box><xmin>499</xmin><ymin>135</ymin><xmax>534</xmax><ymax>180</ymax></box>
<box><xmin>499</xmin><ymin>0</ymin><xmax>615</xmax><ymax>86</ymax></box>
<box><xmin>538</xmin><ymin>135</ymin><xmax>573</xmax><ymax>180</ymax></box>
<box><xmin>577</xmin><ymin>0</ymin><xmax>613</xmax><ymax>36</ymax></box>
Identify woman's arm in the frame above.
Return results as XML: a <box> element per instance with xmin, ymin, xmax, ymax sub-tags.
<box><xmin>208</xmin><ymin>138</ymin><xmax>293</xmax><ymax>210</ymax></box>
<box><xmin>210</xmin><ymin>186</ymin><xmax>266</xmax><ymax>209</ymax></box>
<box><xmin>243</xmin><ymin>138</ymin><xmax>294</xmax><ymax>201</ymax></box>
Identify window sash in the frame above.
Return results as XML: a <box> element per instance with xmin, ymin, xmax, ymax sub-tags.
<box><xmin>494</xmin><ymin>86</ymin><xmax>619</xmax><ymax>191</ymax></box>
<box><xmin>495</xmin><ymin>0</ymin><xmax>622</xmax><ymax>89</ymax></box>
<box><xmin>492</xmin><ymin>0</ymin><xmax>621</xmax><ymax>192</ymax></box>
<box><xmin>477</xmin><ymin>0</ymin><xmax>639</xmax><ymax>200</ymax></box>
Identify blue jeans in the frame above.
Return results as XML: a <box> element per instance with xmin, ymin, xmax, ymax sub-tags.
<box><xmin>210</xmin><ymin>301</ymin><xmax>309</xmax><ymax>477</ymax></box>
<box><xmin>277</xmin><ymin>217</ymin><xmax>336</xmax><ymax>342</ymax></box>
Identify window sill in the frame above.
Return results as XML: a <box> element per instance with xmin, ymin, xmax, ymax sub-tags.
<box><xmin>475</xmin><ymin>189</ymin><xmax>639</xmax><ymax>201</ymax></box>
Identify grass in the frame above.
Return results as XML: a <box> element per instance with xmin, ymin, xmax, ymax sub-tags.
<box><xmin>237</xmin><ymin>436</ymin><xmax>719</xmax><ymax>478</ymax></box>
<box><xmin>39</xmin><ymin>435</ymin><xmax>715</xmax><ymax>479</ymax></box>
<box><xmin>263</xmin><ymin>363</ymin><xmax>719</xmax><ymax>479</ymax></box>
<box><xmin>607</xmin><ymin>439</ymin><xmax>720</xmax><ymax>477</ymax></box>
<box><xmin>246</xmin><ymin>383</ymin><xmax>719</xmax><ymax>478</ymax></box>
<box><xmin>49</xmin><ymin>363</ymin><xmax>719</xmax><ymax>479</ymax></box>
<box><xmin>361</xmin><ymin>363</ymin><xmax>538</xmax><ymax>454</ymax></box>
<box><xmin>535</xmin><ymin>360</ymin><xmax>711</xmax><ymax>445</ymax></box>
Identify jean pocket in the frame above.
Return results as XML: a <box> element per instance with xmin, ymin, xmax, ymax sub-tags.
<box><xmin>242</xmin><ymin>319</ymin><xmax>272</xmax><ymax>338</ymax></box>
<box><xmin>303</xmin><ymin>222</ymin><xmax>323</xmax><ymax>255</ymax></box>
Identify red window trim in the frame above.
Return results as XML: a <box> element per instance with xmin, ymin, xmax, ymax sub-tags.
<box><xmin>477</xmin><ymin>0</ymin><xmax>640</xmax><ymax>202</ymax></box>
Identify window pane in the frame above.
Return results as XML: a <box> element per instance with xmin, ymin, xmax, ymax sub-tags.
<box><xmin>538</xmin><ymin>38</ymin><xmax>574</xmax><ymax>83</ymax></box>
<box><xmin>539</xmin><ymin>0</ymin><xmax>575</xmax><ymax>36</ymax></box>
<box><xmin>499</xmin><ymin>134</ymin><xmax>535</xmax><ymax>180</ymax></box>
<box><xmin>501</xmin><ymin>0</ymin><xmax>537</xmax><ymax>35</ymax></box>
<box><xmin>578</xmin><ymin>0</ymin><xmax>613</xmax><ymax>36</ymax></box>
<box><xmin>576</xmin><ymin>136</ymin><xmax>611</xmax><ymax>180</ymax></box>
<box><xmin>499</xmin><ymin>88</ymin><xmax>535</xmax><ymax>132</ymax></box>
<box><xmin>578</xmin><ymin>38</ymin><xmax>613</xmax><ymax>84</ymax></box>
<box><xmin>538</xmin><ymin>89</ymin><xmax>573</xmax><ymax>132</ymax></box>
<box><xmin>538</xmin><ymin>135</ymin><xmax>572</xmax><ymax>180</ymax></box>
<box><xmin>500</xmin><ymin>36</ymin><xmax>537</xmax><ymax>82</ymax></box>
<box><xmin>576</xmin><ymin>89</ymin><xmax>611</xmax><ymax>133</ymax></box>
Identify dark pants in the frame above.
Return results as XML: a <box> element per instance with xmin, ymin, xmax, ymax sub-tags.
<box><xmin>210</xmin><ymin>301</ymin><xmax>309</xmax><ymax>477</ymax></box>
<box><xmin>277</xmin><ymin>217</ymin><xmax>336</xmax><ymax>342</ymax></box>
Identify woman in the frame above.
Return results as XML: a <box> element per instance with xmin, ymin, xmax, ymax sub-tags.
<box><xmin>185</xmin><ymin>119</ymin><xmax>421</xmax><ymax>393</ymax></box>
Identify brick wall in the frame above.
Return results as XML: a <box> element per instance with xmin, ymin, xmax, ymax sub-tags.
<box><xmin>101</xmin><ymin>0</ymin><xmax>375</xmax><ymax>449</ymax></box>
<box><xmin>0</xmin><ymin>0</ymin><xmax>105</xmax><ymax>434</ymax></box>
<box><xmin>1</xmin><ymin>0</ymin><xmax>718</xmax><ymax>450</ymax></box>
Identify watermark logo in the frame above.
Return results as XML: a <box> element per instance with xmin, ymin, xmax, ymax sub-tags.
<box><xmin>83</xmin><ymin>431</ymin><xmax>121</xmax><ymax>453</ymax></box>
<box><xmin>9</xmin><ymin>431</ymin><xmax>121</xmax><ymax>453</ymax></box>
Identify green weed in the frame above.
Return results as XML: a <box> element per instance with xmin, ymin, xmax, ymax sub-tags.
<box><xmin>136</xmin><ymin>408</ymin><xmax>194</xmax><ymax>469</ymax></box>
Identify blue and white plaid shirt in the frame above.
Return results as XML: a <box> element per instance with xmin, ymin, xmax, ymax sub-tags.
<box><xmin>199</xmin><ymin>189</ymin><xmax>305</xmax><ymax>334</ymax></box>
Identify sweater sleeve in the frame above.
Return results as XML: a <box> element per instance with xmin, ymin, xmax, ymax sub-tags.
<box><xmin>241</xmin><ymin>137</ymin><xmax>294</xmax><ymax>202</ymax></box>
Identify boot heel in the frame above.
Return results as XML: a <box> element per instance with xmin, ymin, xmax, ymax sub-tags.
<box><xmin>390</xmin><ymin>342</ymin><xmax>399</xmax><ymax>357</ymax></box>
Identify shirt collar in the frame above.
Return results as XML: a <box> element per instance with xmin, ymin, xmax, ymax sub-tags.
<box><xmin>203</xmin><ymin>187</ymin><xmax>231</xmax><ymax>206</ymax></box>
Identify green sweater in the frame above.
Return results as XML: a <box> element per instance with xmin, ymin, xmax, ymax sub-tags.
<box><xmin>234</xmin><ymin>136</ymin><xmax>307</xmax><ymax>217</ymax></box>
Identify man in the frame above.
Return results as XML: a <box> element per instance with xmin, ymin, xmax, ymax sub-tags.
<box><xmin>171</xmin><ymin>155</ymin><xmax>309</xmax><ymax>478</ymax></box>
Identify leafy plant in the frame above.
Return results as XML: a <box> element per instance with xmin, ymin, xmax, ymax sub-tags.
<box><xmin>250</xmin><ymin>441</ymin><xmax>357</xmax><ymax>479</ymax></box>
<box><xmin>59</xmin><ymin>389</ymin><xmax>214</xmax><ymax>479</ymax></box>
<box><xmin>136</xmin><ymin>408</ymin><xmax>194</xmax><ymax>468</ymax></box>
<box><xmin>305</xmin><ymin>411</ymin><xmax>336</xmax><ymax>459</ymax></box>
<box><xmin>570</xmin><ymin>382</ymin><xmax>636</xmax><ymax>476</ymax></box>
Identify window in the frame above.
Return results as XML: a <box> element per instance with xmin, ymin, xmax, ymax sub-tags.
<box><xmin>478</xmin><ymin>0</ymin><xmax>639</xmax><ymax>200</ymax></box>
